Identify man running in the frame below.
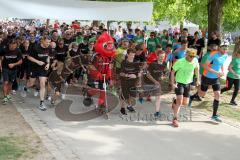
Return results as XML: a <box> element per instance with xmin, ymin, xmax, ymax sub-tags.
<box><xmin>0</xmin><ymin>39</ymin><xmax>22</xmax><ymax>104</ymax></box>
<box><xmin>221</xmin><ymin>50</ymin><xmax>240</xmax><ymax>106</ymax></box>
<box><xmin>120</xmin><ymin>48</ymin><xmax>140</xmax><ymax>114</ymax></box>
<box><xmin>189</xmin><ymin>45</ymin><xmax>228</xmax><ymax>122</ymax></box>
<box><xmin>171</xmin><ymin>49</ymin><xmax>199</xmax><ymax>127</ymax></box>
<box><xmin>27</xmin><ymin>36</ymin><xmax>51</xmax><ymax>111</ymax></box>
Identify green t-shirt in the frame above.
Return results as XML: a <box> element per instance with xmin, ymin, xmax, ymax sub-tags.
<box><xmin>199</xmin><ymin>51</ymin><xmax>210</xmax><ymax>75</ymax></box>
<box><xmin>115</xmin><ymin>47</ymin><xmax>127</xmax><ymax>69</ymax></box>
<box><xmin>147</xmin><ymin>38</ymin><xmax>159</xmax><ymax>53</ymax></box>
<box><xmin>89</xmin><ymin>36</ymin><xmax>96</xmax><ymax>43</ymax></box>
<box><xmin>160</xmin><ymin>35</ymin><xmax>168</xmax><ymax>50</ymax></box>
<box><xmin>75</xmin><ymin>36</ymin><xmax>84</xmax><ymax>44</ymax></box>
<box><xmin>173</xmin><ymin>58</ymin><xmax>199</xmax><ymax>84</ymax></box>
<box><xmin>133</xmin><ymin>35</ymin><xmax>144</xmax><ymax>44</ymax></box>
<box><xmin>171</xmin><ymin>38</ymin><xmax>177</xmax><ymax>45</ymax></box>
<box><xmin>227</xmin><ymin>57</ymin><xmax>240</xmax><ymax>79</ymax></box>
<box><xmin>156</xmin><ymin>37</ymin><xmax>161</xmax><ymax>43</ymax></box>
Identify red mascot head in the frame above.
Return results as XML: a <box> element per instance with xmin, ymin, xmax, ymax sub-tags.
<box><xmin>95</xmin><ymin>32</ymin><xmax>116</xmax><ymax>58</ymax></box>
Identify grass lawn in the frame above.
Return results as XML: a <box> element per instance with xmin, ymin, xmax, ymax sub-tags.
<box><xmin>190</xmin><ymin>44</ymin><xmax>240</xmax><ymax>122</ymax></box>
<box><xmin>191</xmin><ymin>78</ymin><xmax>240</xmax><ymax>122</ymax></box>
<box><xmin>161</xmin><ymin>72</ymin><xmax>240</xmax><ymax>123</ymax></box>
<box><xmin>0</xmin><ymin>137</ymin><xmax>25</xmax><ymax>160</ymax></box>
<box><xmin>192</xmin><ymin>96</ymin><xmax>240</xmax><ymax>122</ymax></box>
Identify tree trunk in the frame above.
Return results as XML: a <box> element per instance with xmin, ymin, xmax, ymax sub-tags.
<box><xmin>208</xmin><ymin>0</ymin><xmax>224</xmax><ymax>34</ymax></box>
<box><xmin>107</xmin><ymin>21</ymin><xmax>111</xmax><ymax>34</ymax></box>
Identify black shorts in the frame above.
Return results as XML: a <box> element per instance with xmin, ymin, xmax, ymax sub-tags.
<box><xmin>201</xmin><ymin>76</ymin><xmax>220</xmax><ymax>92</ymax></box>
<box><xmin>2</xmin><ymin>68</ymin><xmax>17</xmax><ymax>83</ymax></box>
<box><xmin>30</xmin><ymin>70</ymin><xmax>48</xmax><ymax>78</ymax></box>
<box><xmin>19</xmin><ymin>58</ymin><xmax>30</xmax><ymax>79</ymax></box>
<box><xmin>175</xmin><ymin>83</ymin><xmax>190</xmax><ymax>97</ymax></box>
<box><xmin>120</xmin><ymin>79</ymin><xmax>138</xmax><ymax>100</ymax></box>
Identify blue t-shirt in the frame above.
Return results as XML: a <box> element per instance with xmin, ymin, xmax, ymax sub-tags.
<box><xmin>173</xmin><ymin>44</ymin><xmax>181</xmax><ymax>51</ymax></box>
<box><xmin>127</xmin><ymin>34</ymin><xmax>135</xmax><ymax>40</ymax></box>
<box><xmin>203</xmin><ymin>52</ymin><xmax>228</xmax><ymax>78</ymax></box>
<box><xmin>174</xmin><ymin>50</ymin><xmax>186</xmax><ymax>61</ymax></box>
<box><xmin>166</xmin><ymin>53</ymin><xmax>173</xmax><ymax>63</ymax></box>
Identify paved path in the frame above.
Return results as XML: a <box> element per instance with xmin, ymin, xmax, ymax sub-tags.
<box><xmin>12</xmin><ymin>86</ymin><xmax>240</xmax><ymax>160</ymax></box>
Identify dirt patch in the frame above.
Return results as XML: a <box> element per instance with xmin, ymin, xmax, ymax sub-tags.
<box><xmin>0</xmin><ymin>93</ymin><xmax>55</xmax><ymax>160</ymax></box>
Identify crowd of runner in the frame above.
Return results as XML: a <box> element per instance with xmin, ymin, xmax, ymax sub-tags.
<box><xmin>0</xmin><ymin>20</ymin><xmax>239</xmax><ymax>127</ymax></box>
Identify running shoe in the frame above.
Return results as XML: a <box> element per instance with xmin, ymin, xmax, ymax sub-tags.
<box><xmin>23</xmin><ymin>86</ymin><xmax>28</xmax><ymax>92</ymax></box>
<box><xmin>127</xmin><ymin>105</ymin><xmax>136</xmax><ymax>112</ymax></box>
<box><xmin>211</xmin><ymin>115</ymin><xmax>222</xmax><ymax>122</ymax></box>
<box><xmin>195</xmin><ymin>95</ymin><xmax>202</xmax><ymax>101</ymax></box>
<box><xmin>38</xmin><ymin>103</ymin><xmax>47</xmax><ymax>111</ymax></box>
<box><xmin>2</xmin><ymin>97</ymin><xmax>8</xmax><ymax>105</ymax></box>
<box><xmin>20</xmin><ymin>90</ymin><xmax>27</xmax><ymax>98</ymax></box>
<box><xmin>51</xmin><ymin>99</ymin><xmax>56</xmax><ymax>106</ymax></box>
<box><xmin>230</xmin><ymin>101</ymin><xmax>238</xmax><ymax>106</ymax></box>
<box><xmin>120</xmin><ymin>108</ymin><xmax>127</xmax><ymax>115</ymax></box>
<box><xmin>154</xmin><ymin>112</ymin><xmax>161</xmax><ymax>118</ymax></box>
<box><xmin>46</xmin><ymin>95</ymin><xmax>51</xmax><ymax>101</ymax></box>
<box><xmin>12</xmin><ymin>90</ymin><xmax>16</xmax><ymax>95</ymax></box>
<box><xmin>61</xmin><ymin>94</ymin><xmax>66</xmax><ymax>100</ymax></box>
<box><xmin>6</xmin><ymin>95</ymin><xmax>12</xmax><ymax>101</ymax></box>
<box><xmin>64</xmin><ymin>82</ymin><xmax>69</xmax><ymax>87</ymax></box>
<box><xmin>172</xmin><ymin>118</ymin><xmax>179</xmax><ymax>127</ymax></box>
<box><xmin>34</xmin><ymin>90</ymin><xmax>39</xmax><ymax>97</ymax></box>
<box><xmin>111</xmin><ymin>89</ymin><xmax>117</xmax><ymax>96</ymax></box>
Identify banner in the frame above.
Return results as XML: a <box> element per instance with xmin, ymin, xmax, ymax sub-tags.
<box><xmin>0</xmin><ymin>0</ymin><xmax>153</xmax><ymax>21</ymax></box>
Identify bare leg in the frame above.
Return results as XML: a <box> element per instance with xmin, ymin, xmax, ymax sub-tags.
<box><xmin>39</xmin><ymin>77</ymin><xmax>47</xmax><ymax>101</ymax></box>
<box><xmin>155</xmin><ymin>95</ymin><xmax>161</xmax><ymax>112</ymax></box>
<box><xmin>172</xmin><ymin>95</ymin><xmax>183</xmax><ymax>118</ymax></box>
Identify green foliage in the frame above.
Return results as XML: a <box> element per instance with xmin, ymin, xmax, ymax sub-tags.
<box><xmin>222</xmin><ymin>0</ymin><xmax>240</xmax><ymax>31</ymax></box>
<box><xmin>153</xmin><ymin>0</ymin><xmax>188</xmax><ymax>24</ymax></box>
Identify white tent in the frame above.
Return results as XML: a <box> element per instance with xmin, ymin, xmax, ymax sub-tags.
<box><xmin>0</xmin><ymin>0</ymin><xmax>153</xmax><ymax>21</ymax></box>
<box><xmin>183</xmin><ymin>21</ymin><xmax>199</xmax><ymax>35</ymax></box>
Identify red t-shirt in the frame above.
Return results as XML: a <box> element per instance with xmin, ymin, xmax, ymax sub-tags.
<box><xmin>54</xmin><ymin>23</ymin><xmax>59</xmax><ymax>29</ymax></box>
<box><xmin>71</xmin><ymin>24</ymin><xmax>80</xmax><ymax>30</ymax></box>
<box><xmin>147</xmin><ymin>52</ymin><xmax>166</xmax><ymax>64</ymax></box>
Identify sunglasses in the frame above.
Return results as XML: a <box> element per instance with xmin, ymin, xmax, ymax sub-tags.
<box><xmin>188</xmin><ymin>55</ymin><xmax>195</xmax><ymax>58</ymax></box>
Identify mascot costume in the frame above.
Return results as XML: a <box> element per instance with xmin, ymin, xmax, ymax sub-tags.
<box><xmin>84</xmin><ymin>32</ymin><xmax>116</xmax><ymax>111</ymax></box>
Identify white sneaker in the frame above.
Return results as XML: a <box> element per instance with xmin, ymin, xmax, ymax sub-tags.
<box><xmin>47</xmin><ymin>96</ymin><xmax>52</xmax><ymax>101</ymax></box>
<box><xmin>34</xmin><ymin>90</ymin><xmax>39</xmax><ymax>97</ymax></box>
<box><xmin>20</xmin><ymin>91</ymin><xmax>27</xmax><ymax>98</ymax></box>
<box><xmin>38</xmin><ymin>103</ymin><xmax>47</xmax><ymax>111</ymax></box>
<box><xmin>64</xmin><ymin>82</ymin><xmax>69</xmax><ymax>86</ymax></box>
<box><xmin>61</xmin><ymin>94</ymin><xmax>66</xmax><ymax>99</ymax></box>
<box><xmin>12</xmin><ymin>90</ymin><xmax>16</xmax><ymax>95</ymax></box>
